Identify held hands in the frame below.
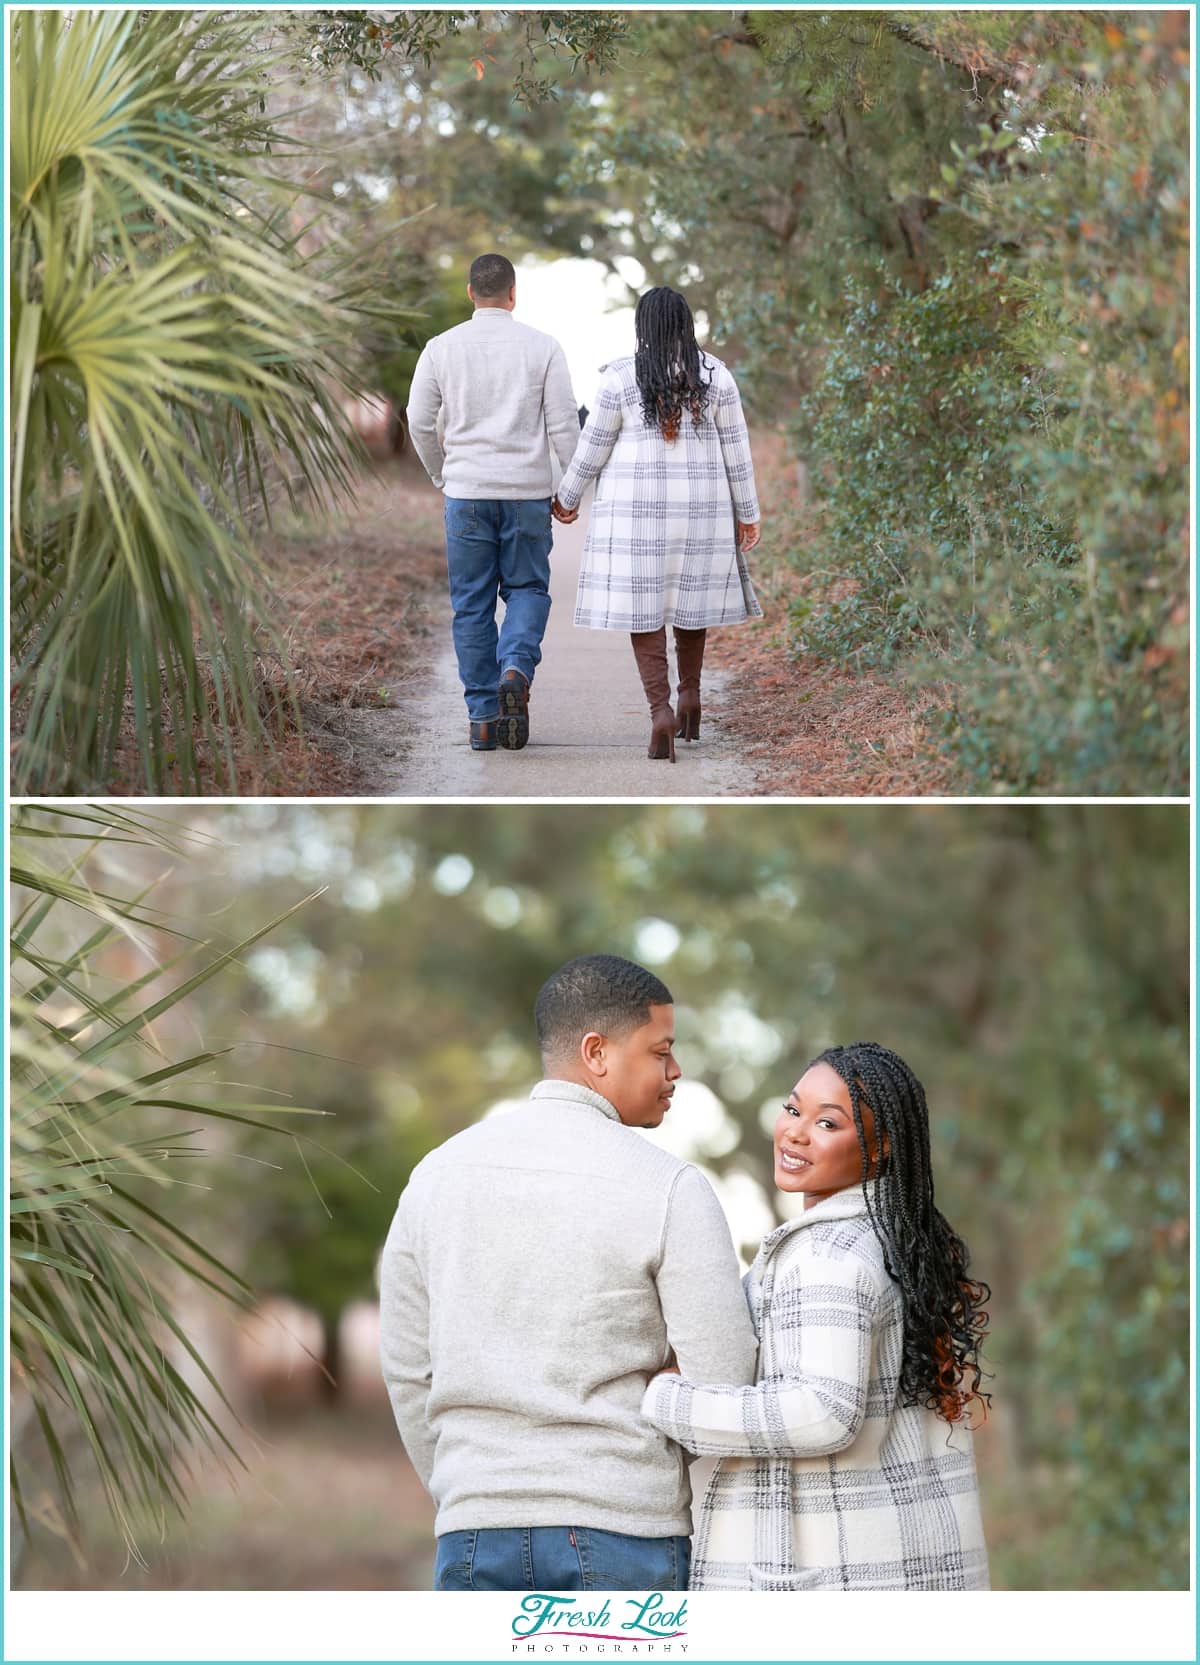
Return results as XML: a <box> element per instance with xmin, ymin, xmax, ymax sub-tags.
<box><xmin>737</xmin><ymin>520</ymin><xmax>761</xmax><ymax>552</ymax></box>
<box><xmin>552</xmin><ymin>497</ymin><xmax>579</xmax><ymax>524</ymax></box>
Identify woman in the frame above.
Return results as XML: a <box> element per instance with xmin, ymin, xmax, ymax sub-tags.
<box><xmin>552</xmin><ymin>288</ymin><xmax>762</xmax><ymax>762</ymax></box>
<box><xmin>642</xmin><ymin>1041</ymin><xmax>992</xmax><ymax>1590</ymax></box>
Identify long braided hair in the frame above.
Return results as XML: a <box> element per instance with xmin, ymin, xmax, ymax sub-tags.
<box><xmin>812</xmin><ymin>1041</ymin><xmax>992</xmax><ymax>1426</ymax></box>
<box><xmin>633</xmin><ymin>286</ymin><xmax>714</xmax><ymax>443</ymax></box>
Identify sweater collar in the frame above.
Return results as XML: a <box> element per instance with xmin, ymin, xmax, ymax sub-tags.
<box><xmin>760</xmin><ymin>1182</ymin><xmax>873</xmax><ymax>1256</ymax></box>
<box><xmin>531</xmin><ymin>1078</ymin><xmax>623</xmax><ymax>1124</ymax></box>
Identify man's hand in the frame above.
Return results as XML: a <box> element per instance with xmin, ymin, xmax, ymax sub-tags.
<box><xmin>737</xmin><ymin>520</ymin><xmax>761</xmax><ymax>552</ymax></box>
<box><xmin>552</xmin><ymin>497</ymin><xmax>579</xmax><ymax>524</ymax></box>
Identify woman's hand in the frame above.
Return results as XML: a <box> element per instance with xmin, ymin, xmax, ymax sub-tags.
<box><xmin>552</xmin><ymin>497</ymin><xmax>579</xmax><ymax>524</ymax></box>
<box><xmin>737</xmin><ymin>520</ymin><xmax>761</xmax><ymax>552</ymax></box>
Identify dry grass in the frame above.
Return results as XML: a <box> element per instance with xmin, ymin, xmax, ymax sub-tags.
<box><xmin>712</xmin><ymin>434</ymin><xmax>955</xmax><ymax>797</ymax></box>
<box><xmin>62</xmin><ymin>456</ymin><xmax>448</xmax><ymax>797</ymax></box>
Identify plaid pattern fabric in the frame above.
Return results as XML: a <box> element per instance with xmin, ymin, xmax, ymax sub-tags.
<box><xmin>556</xmin><ymin>355</ymin><xmax>763</xmax><ymax>631</ymax></box>
<box><xmin>642</xmin><ymin>1185</ymin><xmax>990</xmax><ymax>1591</ymax></box>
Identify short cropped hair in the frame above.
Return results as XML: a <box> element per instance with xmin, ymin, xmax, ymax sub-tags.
<box><xmin>469</xmin><ymin>252</ymin><xmax>516</xmax><ymax>298</ymax></box>
<box><xmin>535</xmin><ymin>954</ymin><xmax>673</xmax><ymax>1058</ymax></box>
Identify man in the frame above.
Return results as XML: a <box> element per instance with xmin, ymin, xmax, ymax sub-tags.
<box><xmin>379</xmin><ymin>954</ymin><xmax>758</xmax><ymax>1593</ymax></box>
<box><xmin>406</xmin><ymin>253</ymin><xmax>580</xmax><ymax>752</ymax></box>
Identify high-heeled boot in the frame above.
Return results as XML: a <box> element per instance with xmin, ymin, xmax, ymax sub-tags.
<box><xmin>673</xmin><ymin>626</ymin><xmax>707</xmax><ymax>741</ymax></box>
<box><xmin>630</xmin><ymin>628</ymin><xmax>676</xmax><ymax>762</ymax></box>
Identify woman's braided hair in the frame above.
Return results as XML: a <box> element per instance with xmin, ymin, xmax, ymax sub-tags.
<box><xmin>633</xmin><ymin>286</ymin><xmax>714</xmax><ymax>443</ymax></box>
<box><xmin>812</xmin><ymin>1041</ymin><xmax>992</xmax><ymax>1425</ymax></box>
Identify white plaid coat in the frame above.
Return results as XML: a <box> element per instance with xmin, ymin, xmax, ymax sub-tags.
<box><xmin>642</xmin><ymin>1184</ymin><xmax>990</xmax><ymax>1591</ymax></box>
<box><xmin>555</xmin><ymin>355</ymin><xmax>763</xmax><ymax>631</ymax></box>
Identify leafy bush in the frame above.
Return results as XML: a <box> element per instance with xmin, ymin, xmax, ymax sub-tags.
<box><xmin>789</xmin><ymin>15</ymin><xmax>1188</xmax><ymax>793</ymax></box>
<box><xmin>795</xmin><ymin>264</ymin><xmax>1072</xmax><ymax>659</ymax></box>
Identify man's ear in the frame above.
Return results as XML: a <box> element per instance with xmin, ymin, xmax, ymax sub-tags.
<box><xmin>579</xmin><ymin>1030</ymin><xmax>607</xmax><ymax>1077</ymax></box>
<box><xmin>467</xmin><ymin>283</ymin><xmax>475</xmax><ymax>304</ymax></box>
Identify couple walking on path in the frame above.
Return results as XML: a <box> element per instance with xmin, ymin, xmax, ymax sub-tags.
<box><xmin>405</xmin><ymin>254</ymin><xmax>763</xmax><ymax>760</ymax></box>
<box><xmin>379</xmin><ymin>954</ymin><xmax>992</xmax><ymax>1594</ymax></box>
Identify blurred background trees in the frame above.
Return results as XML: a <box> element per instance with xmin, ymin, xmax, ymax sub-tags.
<box><xmin>10</xmin><ymin>802</ymin><xmax>1189</xmax><ymax>1590</ymax></box>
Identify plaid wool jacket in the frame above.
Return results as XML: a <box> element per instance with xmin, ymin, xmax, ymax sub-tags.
<box><xmin>555</xmin><ymin>354</ymin><xmax>763</xmax><ymax>632</ymax></box>
<box><xmin>642</xmin><ymin>1183</ymin><xmax>991</xmax><ymax>1591</ymax></box>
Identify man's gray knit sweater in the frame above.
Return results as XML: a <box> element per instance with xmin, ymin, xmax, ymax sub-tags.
<box><xmin>405</xmin><ymin>308</ymin><xmax>580</xmax><ymax>499</ymax></box>
<box><xmin>379</xmin><ymin>1080</ymin><xmax>758</xmax><ymax>1538</ymax></box>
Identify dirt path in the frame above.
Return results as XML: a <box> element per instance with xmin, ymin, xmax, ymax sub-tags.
<box><xmin>27</xmin><ymin>433</ymin><xmax>946</xmax><ymax>797</ymax></box>
<box><xmin>362</xmin><ymin>494</ymin><xmax>765</xmax><ymax>798</ymax></box>
<box><xmin>256</xmin><ymin>448</ymin><xmax>947</xmax><ymax>798</ymax></box>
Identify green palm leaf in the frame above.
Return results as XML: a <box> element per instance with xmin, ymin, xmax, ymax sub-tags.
<box><xmin>9</xmin><ymin>805</ymin><xmax>321</xmax><ymax>1562</ymax></box>
<box><xmin>10</xmin><ymin>10</ymin><xmax>373</xmax><ymax>792</ymax></box>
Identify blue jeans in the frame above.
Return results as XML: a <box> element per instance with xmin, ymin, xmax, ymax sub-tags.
<box><xmin>433</xmin><ymin>1526</ymin><xmax>691</xmax><ymax>1592</ymax></box>
<box><xmin>443</xmin><ymin>497</ymin><xmax>553</xmax><ymax>722</ymax></box>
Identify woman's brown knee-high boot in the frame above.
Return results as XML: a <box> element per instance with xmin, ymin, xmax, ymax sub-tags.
<box><xmin>673</xmin><ymin>626</ymin><xmax>707</xmax><ymax>741</ymax></box>
<box><xmin>630</xmin><ymin>628</ymin><xmax>676</xmax><ymax>762</ymax></box>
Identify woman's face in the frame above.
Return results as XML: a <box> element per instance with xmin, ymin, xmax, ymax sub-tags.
<box><xmin>773</xmin><ymin>1061</ymin><xmax>882</xmax><ymax>1208</ymax></box>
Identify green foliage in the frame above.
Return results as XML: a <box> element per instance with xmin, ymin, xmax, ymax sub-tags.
<box><xmin>795</xmin><ymin>263</ymin><xmax>1068</xmax><ymax>661</ymax></box>
<box><xmin>247</xmin><ymin>1108</ymin><xmax>429</xmax><ymax>1331</ymax></box>
<box><xmin>295</xmin><ymin>9</ymin><xmax>467</xmax><ymax>80</ymax></box>
<box><xmin>370</xmin><ymin>266</ymin><xmax>471</xmax><ymax>413</ymax></box>
<box><xmin>9</xmin><ymin>11</ymin><xmax>371</xmax><ymax>794</ymax></box>
<box><xmin>9</xmin><ymin>805</ymin><xmax>319</xmax><ymax>1560</ymax></box>
<box><xmin>1034</xmin><ymin>1139</ymin><xmax>1189</xmax><ymax>1589</ymax></box>
<box><xmin>785</xmin><ymin>13</ymin><xmax>1189</xmax><ymax>792</ymax></box>
<box><xmin>287</xmin><ymin>8</ymin><xmax>629</xmax><ymax>106</ymax></box>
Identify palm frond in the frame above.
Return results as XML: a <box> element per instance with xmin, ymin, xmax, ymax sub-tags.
<box><xmin>9</xmin><ymin>805</ymin><xmax>318</xmax><ymax>1561</ymax></box>
<box><xmin>10</xmin><ymin>10</ymin><xmax>370</xmax><ymax>792</ymax></box>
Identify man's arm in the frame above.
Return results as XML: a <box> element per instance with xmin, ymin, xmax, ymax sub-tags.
<box><xmin>654</xmin><ymin>1165</ymin><xmax>758</xmax><ymax>1386</ymax></box>
<box><xmin>544</xmin><ymin>342</ymin><xmax>580</xmax><ymax>477</ymax></box>
<box><xmin>378</xmin><ymin>1192</ymin><xmax>437</xmax><ymax>1491</ymax></box>
<box><xmin>405</xmin><ymin>345</ymin><xmax>446</xmax><ymax>489</ymax></box>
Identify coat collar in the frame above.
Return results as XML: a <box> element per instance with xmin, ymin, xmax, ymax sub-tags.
<box><xmin>531</xmin><ymin>1078</ymin><xmax>623</xmax><ymax>1124</ymax></box>
<box><xmin>760</xmin><ymin>1182</ymin><xmax>873</xmax><ymax>1257</ymax></box>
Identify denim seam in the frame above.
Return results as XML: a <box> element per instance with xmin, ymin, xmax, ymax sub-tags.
<box><xmin>521</xmin><ymin>1528</ymin><xmax>535</xmax><ymax>1591</ymax></box>
<box><xmin>573</xmin><ymin>1527</ymin><xmax>593</xmax><ymax>1590</ymax></box>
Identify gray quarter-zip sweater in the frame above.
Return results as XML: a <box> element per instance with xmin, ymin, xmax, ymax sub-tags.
<box><xmin>379</xmin><ymin>1079</ymin><xmax>758</xmax><ymax>1537</ymax></box>
<box><xmin>405</xmin><ymin>309</ymin><xmax>580</xmax><ymax>499</ymax></box>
